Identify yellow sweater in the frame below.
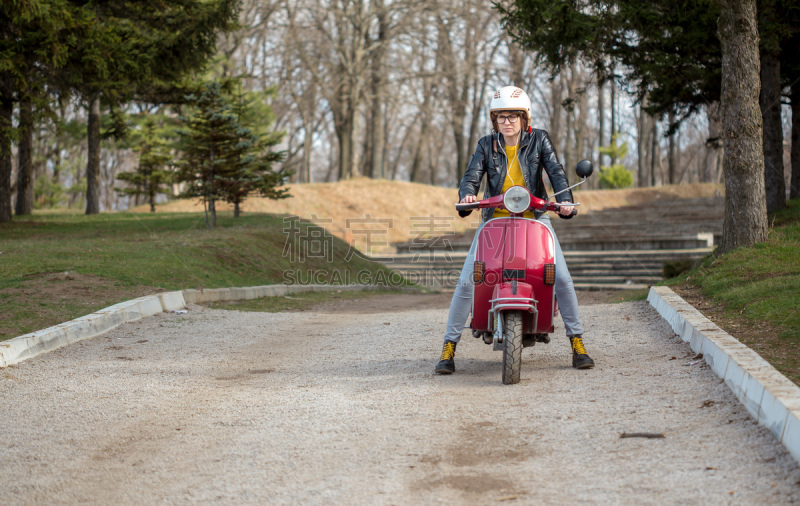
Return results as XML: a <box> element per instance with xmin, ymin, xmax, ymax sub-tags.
<box><xmin>493</xmin><ymin>144</ymin><xmax>535</xmax><ymax>218</ymax></box>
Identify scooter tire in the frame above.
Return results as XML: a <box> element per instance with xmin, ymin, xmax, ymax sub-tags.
<box><xmin>502</xmin><ymin>311</ymin><xmax>524</xmax><ymax>385</ymax></box>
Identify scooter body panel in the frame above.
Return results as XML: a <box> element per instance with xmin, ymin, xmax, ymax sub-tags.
<box><xmin>472</xmin><ymin>217</ymin><xmax>556</xmax><ymax>334</ymax></box>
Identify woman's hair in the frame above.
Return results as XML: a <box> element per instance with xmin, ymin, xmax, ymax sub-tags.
<box><xmin>490</xmin><ymin>110</ymin><xmax>529</xmax><ymax>134</ymax></box>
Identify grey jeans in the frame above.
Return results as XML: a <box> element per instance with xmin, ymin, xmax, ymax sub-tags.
<box><xmin>443</xmin><ymin>214</ymin><xmax>583</xmax><ymax>343</ymax></box>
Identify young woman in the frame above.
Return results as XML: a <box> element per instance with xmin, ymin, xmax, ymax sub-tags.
<box><xmin>435</xmin><ymin>85</ymin><xmax>594</xmax><ymax>374</ymax></box>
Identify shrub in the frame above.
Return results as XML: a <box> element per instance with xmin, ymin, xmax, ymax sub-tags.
<box><xmin>598</xmin><ymin>165</ymin><xmax>634</xmax><ymax>189</ymax></box>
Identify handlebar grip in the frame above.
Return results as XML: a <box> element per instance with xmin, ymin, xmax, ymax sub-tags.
<box><xmin>455</xmin><ymin>202</ymin><xmax>480</xmax><ymax>211</ymax></box>
<box><xmin>569</xmin><ymin>208</ymin><xmax>578</xmax><ymax>217</ymax></box>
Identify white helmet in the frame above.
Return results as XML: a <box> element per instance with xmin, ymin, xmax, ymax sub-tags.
<box><xmin>489</xmin><ymin>86</ymin><xmax>532</xmax><ymax>123</ymax></box>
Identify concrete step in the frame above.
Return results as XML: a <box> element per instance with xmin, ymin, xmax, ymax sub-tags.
<box><xmin>386</xmin><ymin>268</ymin><xmax>661</xmax><ymax>289</ymax></box>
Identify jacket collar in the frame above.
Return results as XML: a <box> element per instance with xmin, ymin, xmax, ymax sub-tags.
<box><xmin>497</xmin><ymin>129</ymin><xmax>532</xmax><ymax>150</ymax></box>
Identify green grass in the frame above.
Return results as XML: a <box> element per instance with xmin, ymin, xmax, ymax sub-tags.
<box><xmin>664</xmin><ymin>198</ymin><xmax>800</xmax><ymax>341</ymax></box>
<box><xmin>610</xmin><ymin>288</ymin><xmax>650</xmax><ymax>303</ymax></box>
<box><xmin>207</xmin><ymin>289</ymin><xmax>403</xmax><ymax>313</ymax></box>
<box><xmin>0</xmin><ymin>211</ymin><xmax>403</xmax><ymax>340</ymax></box>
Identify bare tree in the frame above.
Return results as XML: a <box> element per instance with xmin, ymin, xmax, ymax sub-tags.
<box><xmin>435</xmin><ymin>0</ymin><xmax>502</xmax><ymax>184</ymax></box>
<box><xmin>286</xmin><ymin>0</ymin><xmax>418</xmax><ymax>180</ymax></box>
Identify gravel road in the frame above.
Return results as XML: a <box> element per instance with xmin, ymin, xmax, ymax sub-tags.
<box><xmin>1</xmin><ymin>294</ymin><xmax>799</xmax><ymax>504</ymax></box>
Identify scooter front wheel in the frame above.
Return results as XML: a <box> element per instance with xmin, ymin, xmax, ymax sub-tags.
<box><xmin>502</xmin><ymin>311</ymin><xmax>524</xmax><ymax>385</ymax></box>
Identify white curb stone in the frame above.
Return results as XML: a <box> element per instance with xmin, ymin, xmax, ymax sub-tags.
<box><xmin>0</xmin><ymin>293</ymin><xmax>185</xmax><ymax>368</ymax></box>
<box><xmin>648</xmin><ymin>285</ymin><xmax>800</xmax><ymax>464</ymax></box>
<box><xmin>1</xmin><ymin>284</ymin><xmax>395</xmax><ymax>367</ymax></box>
<box><xmin>158</xmin><ymin>291</ymin><xmax>187</xmax><ymax>311</ymax></box>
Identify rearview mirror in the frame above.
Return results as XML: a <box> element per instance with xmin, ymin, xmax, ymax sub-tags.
<box><xmin>575</xmin><ymin>160</ymin><xmax>593</xmax><ymax>178</ymax></box>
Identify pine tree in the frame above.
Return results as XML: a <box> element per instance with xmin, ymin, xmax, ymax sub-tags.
<box><xmin>174</xmin><ymin>81</ymin><xmax>288</xmax><ymax>227</ymax></box>
<box><xmin>115</xmin><ymin>116</ymin><xmax>174</xmax><ymax>212</ymax></box>
<box><xmin>219</xmin><ymin>84</ymin><xmax>289</xmax><ymax>217</ymax></box>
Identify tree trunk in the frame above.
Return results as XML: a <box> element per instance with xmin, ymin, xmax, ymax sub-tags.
<box><xmin>667</xmin><ymin>110</ymin><xmax>676</xmax><ymax>184</ymax></box>
<box><xmin>597</xmin><ymin>75</ymin><xmax>606</xmax><ymax>169</ymax></box>
<box><xmin>208</xmin><ymin>198</ymin><xmax>216</xmax><ymax>227</ymax></box>
<box><xmin>411</xmin><ymin>70</ymin><xmax>434</xmax><ymax>183</ymax></box>
<box><xmin>429</xmin><ymin>135</ymin><xmax>438</xmax><ymax>185</ymax></box>
<box><xmin>333</xmin><ymin>75</ymin><xmax>356</xmax><ymax>181</ymax></box>
<box><xmin>637</xmin><ymin>102</ymin><xmax>647</xmax><ymax>187</ymax></box>
<box><xmin>650</xmin><ymin>120</ymin><xmax>659</xmax><ymax>187</ymax></box>
<box><xmin>370</xmin><ymin>3</ymin><xmax>387</xmax><ymax>180</ymax></box>
<box><xmin>610</xmin><ymin>74</ymin><xmax>616</xmax><ymax>166</ymax></box>
<box><xmin>563</xmin><ymin>67</ymin><xmax>577</xmax><ymax>172</ymax></box>
<box><xmin>759</xmin><ymin>50</ymin><xmax>785</xmax><ymax>213</ymax></box>
<box><xmin>410</xmin><ymin>94</ymin><xmax>431</xmax><ymax>183</ymax></box>
<box><xmin>302</xmin><ymin>119</ymin><xmax>313</xmax><ymax>183</ymax></box>
<box><xmin>370</xmin><ymin>91</ymin><xmax>385</xmax><ymax>179</ymax></box>
<box><xmin>575</xmin><ymin>83</ymin><xmax>587</xmax><ymax>171</ymax></box>
<box><xmin>0</xmin><ymin>73</ymin><xmax>13</xmax><ymax>223</ymax></box>
<box><xmin>208</xmin><ymin>148</ymin><xmax>216</xmax><ymax>228</ymax></box>
<box><xmin>791</xmin><ymin>82</ymin><xmax>800</xmax><ymax>199</ymax></box>
<box><xmin>85</xmin><ymin>94</ymin><xmax>101</xmax><ymax>215</ymax></box>
<box><xmin>717</xmin><ymin>0</ymin><xmax>768</xmax><ymax>255</ymax></box>
<box><xmin>704</xmin><ymin>102</ymin><xmax>723</xmax><ymax>183</ymax></box>
<box><xmin>452</xmin><ymin>113</ymin><xmax>466</xmax><ymax>183</ymax></box>
<box><xmin>564</xmin><ymin>102</ymin><xmax>573</xmax><ymax>172</ymax></box>
<box><xmin>336</xmin><ymin>115</ymin><xmax>352</xmax><ymax>181</ymax></box>
<box><xmin>390</xmin><ymin>109</ymin><xmax>421</xmax><ymax>181</ymax></box>
<box><xmin>549</xmin><ymin>76</ymin><xmax>562</xmax><ymax>150</ymax></box>
<box><xmin>351</xmin><ymin>108</ymin><xmax>361</xmax><ymax>178</ymax></box>
<box><xmin>15</xmin><ymin>100</ymin><xmax>34</xmax><ymax>215</ymax></box>
<box><xmin>52</xmin><ymin>95</ymin><xmax>67</xmax><ymax>190</ymax></box>
<box><xmin>234</xmin><ymin>201</ymin><xmax>240</xmax><ymax>217</ymax></box>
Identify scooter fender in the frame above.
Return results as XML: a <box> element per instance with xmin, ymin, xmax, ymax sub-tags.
<box><xmin>490</xmin><ymin>281</ymin><xmax>536</xmax><ymax>313</ymax></box>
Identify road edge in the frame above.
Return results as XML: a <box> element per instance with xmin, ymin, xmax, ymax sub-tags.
<box><xmin>0</xmin><ymin>284</ymin><xmax>394</xmax><ymax>368</ymax></box>
<box><xmin>648</xmin><ymin>285</ymin><xmax>800</xmax><ymax>464</ymax></box>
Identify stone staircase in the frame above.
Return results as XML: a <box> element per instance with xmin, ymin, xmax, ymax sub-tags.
<box><xmin>373</xmin><ymin>196</ymin><xmax>724</xmax><ymax>290</ymax></box>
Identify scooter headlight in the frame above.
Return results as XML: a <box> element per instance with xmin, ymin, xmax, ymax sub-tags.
<box><xmin>503</xmin><ymin>186</ymin><xmax>531</xmax><ymax>214</ymax></box>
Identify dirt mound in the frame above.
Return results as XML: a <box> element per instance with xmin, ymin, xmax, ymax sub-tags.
<box><xmin>142</xmin><ymin>179</ymin><xmax>723</xmax><ymax>250</ymax></box>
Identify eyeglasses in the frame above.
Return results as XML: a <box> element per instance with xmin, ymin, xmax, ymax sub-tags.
<box><xmin>494</xmin><ymin>114</ymin><xmax>520</xmax><ymax>124</ymax></box>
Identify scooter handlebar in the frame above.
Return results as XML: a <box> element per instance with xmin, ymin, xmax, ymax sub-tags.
<box><xmin>454</xmin><ymin>193</ymin><xmax>579</xmax><ymax>217</ymax></box>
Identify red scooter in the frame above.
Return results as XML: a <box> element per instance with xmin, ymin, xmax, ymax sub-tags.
<box><xmin>454</xmin><ymin>160</ymin><xmax>593</xmax><ymax>384</ymax></box>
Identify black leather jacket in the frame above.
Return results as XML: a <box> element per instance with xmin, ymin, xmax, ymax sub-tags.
<box><xmin>459</xmin><ymin>128</ymin><xmax>574</xmax><ymax>222</ymax></box>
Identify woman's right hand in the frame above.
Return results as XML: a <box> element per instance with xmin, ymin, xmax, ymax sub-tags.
<box><xmin>460</xmin><ymin>195</ymin><xmax>477</xmax><ymax>204</ymax></box>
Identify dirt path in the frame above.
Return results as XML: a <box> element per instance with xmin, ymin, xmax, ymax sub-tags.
<box><xmin>1</xmin><ymin>294</ymin><xmax>799</xmax><ymax>504</ymax></box>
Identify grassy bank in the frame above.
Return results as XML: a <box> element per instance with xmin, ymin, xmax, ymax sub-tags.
<box><xmin>0</xmin><ymin>211</ymin><xmax>400</xmax><ymax>341</ymax></box>
<box><xmin>667</xmin><ymin>198</ymin><xmax>800</xmax><ymax>383</ymax></box>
